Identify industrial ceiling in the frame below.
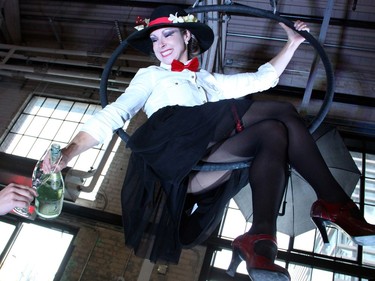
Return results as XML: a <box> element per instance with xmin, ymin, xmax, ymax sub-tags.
<box><xmin>0</xmin><ymin>0</ymin><xmax>374</xmax><ymax>139</ymax></box>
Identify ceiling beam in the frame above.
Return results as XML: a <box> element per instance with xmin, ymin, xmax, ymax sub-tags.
<box><xmin>1</xmin><ymin>0</ymin><xmax>21</xmax><ymax>44</ymax></box>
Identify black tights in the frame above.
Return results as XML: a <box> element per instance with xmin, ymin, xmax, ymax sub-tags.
<box><xmin>189</xmin><ymin>100</ymin><xmax>350</xmax><ymax>236</ymax></box>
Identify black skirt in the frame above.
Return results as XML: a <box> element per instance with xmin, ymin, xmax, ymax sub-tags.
<box><xmin>121</xmin><ymin>99</ymin><xmax>253</xmax><ymax>263</ymax></box>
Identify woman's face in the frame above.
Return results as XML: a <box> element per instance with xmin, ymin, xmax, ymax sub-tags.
<box><xmin>150</xmin><ymin>27</ymin><xmax>191</xmax><ymax>65</ymax></box>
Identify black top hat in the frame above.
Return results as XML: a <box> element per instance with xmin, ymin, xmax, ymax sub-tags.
<box><xmin>127</xmin><ymin>5</ymin><xmax>214</xmax><ymax>55</ymax></box>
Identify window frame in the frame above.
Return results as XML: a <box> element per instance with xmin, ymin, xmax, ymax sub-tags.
<box><xmin>0</xmin><ymin>93</ymin><xmax>123</xmax><ymax>202</ymax></box>
<box><xmin>0</xmin><ymin>214</ymin><xmax>77</xmax><ymax>281</ymax></box>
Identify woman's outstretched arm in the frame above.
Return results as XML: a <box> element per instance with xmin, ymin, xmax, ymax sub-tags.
<box><xmin>43</xmin><ymin>131</ymin><xmax>99</xmax><ymax>172</ymax></box>
<box><xmin>269</xmin><ymin>20</ymin><xmax>310</xmax><ymax>77</ymax></box>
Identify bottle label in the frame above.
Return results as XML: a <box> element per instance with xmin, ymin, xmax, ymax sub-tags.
<box><xmin>35</xmin><ymin>180</ymin><xmax>64</xmax><ymax>219</ymax></box>
<box><xmin>49</xmin><ymin>176</ymin><xmax>64</xmax><ymax>190</ymax></box>
<box><xmin>35</xmin><ymin>198</ymin><xmax>63</xmax><ymax>219</ymax></box>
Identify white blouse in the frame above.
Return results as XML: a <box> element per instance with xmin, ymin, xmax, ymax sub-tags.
<box><xmin>81</xmin><ymin>62</ymin><xmax>279</xmax><ymax>143</ymax></box>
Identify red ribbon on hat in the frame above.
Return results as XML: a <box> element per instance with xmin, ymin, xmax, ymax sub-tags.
<box><xmin>171</xmin><ymin>57</ymin><xmax>199</xmax><ymax>72</ymax></box>
<box><xmin>148</xmin><ymin>17</ymin><xmax>171</xmax><ymax>27</ymax></box>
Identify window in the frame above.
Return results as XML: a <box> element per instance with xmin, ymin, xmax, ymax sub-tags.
<box><xmin>0</xmin><ymin>95</ymin><xmax>96</xmax><ymax>280</ymax></box>
<box><xmin>0</xmin><ymin>220</ymin><xmax>75</xmax><ymax>280</ymax></box>
<box><xmin>0</xmin><ymin>221</ymin><xmax>15</xmax><ymax>253</ymax></box>
<box><xmin>0</xmin><ymin>94</ymin><xmax>124</xmax><ymax>201</ymax></box>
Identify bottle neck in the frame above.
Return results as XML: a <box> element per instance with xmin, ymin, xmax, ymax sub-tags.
<box><xmin>50</xmin><ymin>144</ymin><xmax>61</xmax><ymax>165</ymax></box>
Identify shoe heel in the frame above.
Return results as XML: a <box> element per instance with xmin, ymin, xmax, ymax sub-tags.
<box><xmin>312</xmin><ymin>217</ymin><xmax>329</xmax><ymax>243</ymax></box>
<box><xmin>226</xmin><ymin>248</ymin><xmax>242</xmax><ymax>277</ymax></box>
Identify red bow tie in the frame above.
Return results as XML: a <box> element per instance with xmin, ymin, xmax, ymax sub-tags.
<box><xmin>171</xmin><ymin>57</ymin><xmax>199</xmax><ymax>72</ymax></box>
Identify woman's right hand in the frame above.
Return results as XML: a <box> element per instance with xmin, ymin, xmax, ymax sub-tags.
<box><xmin>42</xmin><ymin>148</ymin><xmax>69</xmax><ymax>173</ymax></box>
<box><xmin>42</xmin><ymin>131</ymin><xmax>100</xmax><ymax>173</ymax></box>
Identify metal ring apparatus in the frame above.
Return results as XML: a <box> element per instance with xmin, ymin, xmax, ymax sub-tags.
<box><xmin>99</xmin><ymin>4</ymin><xmax>335</xmax><ymax>171</ymax></box>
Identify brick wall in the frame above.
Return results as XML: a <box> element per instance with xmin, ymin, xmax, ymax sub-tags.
<box><xmin>55</xmin><ymin>214</ymin><xmax>206</xmax><ymax>281</ymax></box>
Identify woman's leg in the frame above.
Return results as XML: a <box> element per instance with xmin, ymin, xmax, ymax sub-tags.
<box><xmin>241</xmin><ymin>100</ymin><xmax>349</xmax><ymax>203</ymax></box>
<box><xmin>200</xmin><ymin>119</ymin><xmax>291</xmax><ymax>280</ymax></box>
<box><xmin>189</xmin><ymin>119</ymin><xmax>289</xmax><ymax>235</ymax></box>
<box><xmin>241</xmin><ymin>101</ymin><xmax>375</xmax><ymax>247</ymax></box>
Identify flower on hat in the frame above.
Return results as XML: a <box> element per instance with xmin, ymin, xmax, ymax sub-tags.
<box><xmin>134</xmin><ymin>13</ymin><xmax>198</xmax><ymax>31</ymax></box>
<box><xmin>168</xmin><ymin>13</ymin><xmax>198</xmax><ymax>23</ymax></box>
<box><xmin>183</xmin><ymin>14</ymin><xmax>198</xmax><ymax>23</ymax></box>
<box><xmin>168</xmin><ymin>13</ymin><xmax>184</xmax><ymax>23</ymax></box>
<box><xmin>134</xmin><ymin>16</ymin><xmax>150</xmax><ymax>31</ymax></box>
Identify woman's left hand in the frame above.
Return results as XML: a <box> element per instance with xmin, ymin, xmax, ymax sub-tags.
<box><xmin>279</xmin><ymin>20</ymin><xmax>310</xmax><ymax>46</ymax></box>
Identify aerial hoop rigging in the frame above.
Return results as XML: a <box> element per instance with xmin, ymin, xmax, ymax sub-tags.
<box><xmin>99</xmin><ymin>3</ymin><xmax>335</xmax><ymax>171</ymax></box>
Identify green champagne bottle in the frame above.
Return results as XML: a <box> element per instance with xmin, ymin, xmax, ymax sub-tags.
<box><xmin>33</xmin><ymin>144</ymin><xmax>65</xmax><ymax>219</ymax></box>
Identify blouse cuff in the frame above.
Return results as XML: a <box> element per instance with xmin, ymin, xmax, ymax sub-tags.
<box><xmin>80</xmin><ymin>118</ymin><xmax>113</xmax><ymax>144</ymax></box>
<box><xmin>258</xmin><ymin>62</ymin><xmax>279</xmax><ymax>87</ymax></box>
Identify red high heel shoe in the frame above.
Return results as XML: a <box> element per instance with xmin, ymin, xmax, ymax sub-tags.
<box><xmin>226</xmin><ymin>233</ymin><xmax>290</xmax><ymax>281</ymax></box>
<box><xmin>310</xmin><ymin>199</ymin><xmax>375</xmax><ymax>246</ymax></box>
